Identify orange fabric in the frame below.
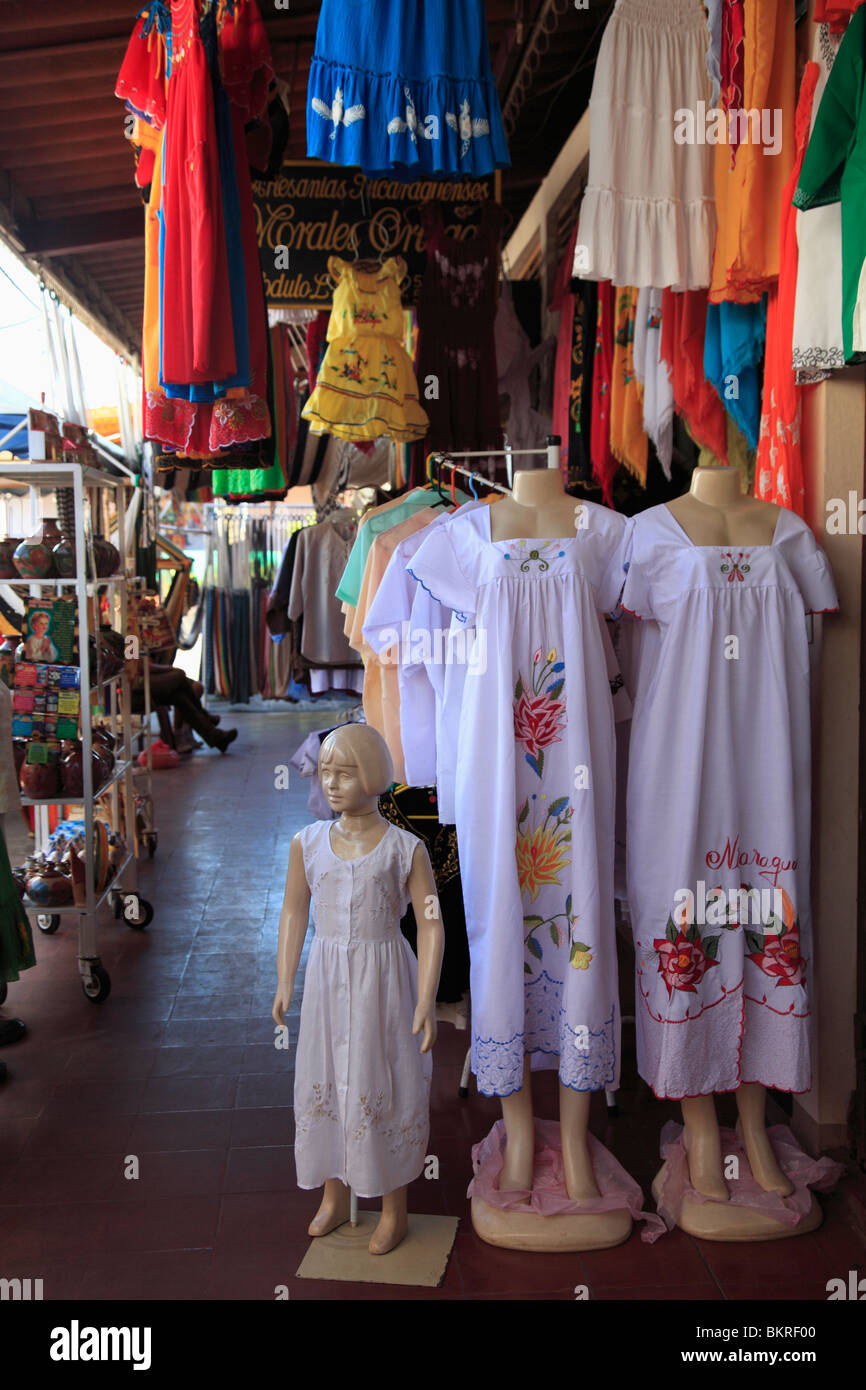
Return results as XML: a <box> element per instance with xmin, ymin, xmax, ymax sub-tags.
<box><xmin>348</xmin><ymin>507</ymin><xmax>439</xmax><ymax>783</ymax></box>
<box><xmin>755</xmin><ymin>62</ymin><xmax>819</xmax><ymax>518</ymax></box>
<box><xmin>609</xmin><ymin>287</ymin><xmax>648</xmax><ymax>486</ymax></box>
<box><xmin>709</xmin><ymin>0</ymin><xmax>796</xmax><ymax>304</ymax></box>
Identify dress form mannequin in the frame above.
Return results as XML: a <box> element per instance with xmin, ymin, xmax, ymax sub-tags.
<box><xmin>273</xmin><ymin>724</ymin><xmax>444</xmax><ymax>1255</ymax></box>
<box><xmin>657</xmin><ymin>467</ymin><xmax>820</xmax><ymax>1240</ymax></box>
<box><xmin>478</xmin><ymin>466</ymin><xmax>631</xmax><ymax>1250</ymax></box>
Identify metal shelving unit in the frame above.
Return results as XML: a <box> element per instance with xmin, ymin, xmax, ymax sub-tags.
<box><xmin>0</xmin><ymin>462</ymin><xmax>154</xmax><ymax>1002</ymax></box>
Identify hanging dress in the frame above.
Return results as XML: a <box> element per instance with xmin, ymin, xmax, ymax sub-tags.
<box><xmin>306</xmin><ymin>0</ymin><xmax>509</xmax><ymax>178</ymax></box>
<box><xmin>619</xmin><ymin>504</ymin><xmax>838</xmax><ymax>1099</ymax></box>
<box><xmin>575</xmin><ymin>0</ymin><xmax>717</xmax><ymax>291</ymax></box>
<box><xmin>409</xmin><ymin>503</ymin><xmax>627</xmax><ymax>1098</ymax></box>
<box><xmin>413</xmin><ymin>202</ymin><xmax>504</xmax><ymax>479</ymax></box>
<box><xmin>302</xmin><ymin>257</ymin><xmax>428</xmax><ymax>444</ymax></box>
<box><xmin>293</xmin><ymin>820</ymin><xmax>432</xmax><ymax>1198</ymax></box>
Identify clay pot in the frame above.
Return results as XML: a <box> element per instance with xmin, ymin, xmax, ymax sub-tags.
<box><xmin>25</xmin><ymin>863</ymin><xmax>72</xmax><ymax>908</ymax></box>
<box><xmin>41</xmin><ymin>518</ymin><xmax>62</xmax><ymax>549</ymax></box>
<box><xmin>12</xmin><ymin>739</ymin><xmax>27</xmax><ymax>780</ymax></box>
<box><xmin>92</xmin><ymin>726</ymin><xmax>116</xmax><ymax>754</ymax></box>
<box><xmin>19</xmin><ymin>758</ymin><xmax>61</xmax><ymax>800</ymax></box>
<box><xmin>52</xmin><ymin>537</ymin><xmax>81</xmax><ymax>579</ymax></box>
<box><xmin>92</xmin><ymin>536</ymin><xmax>120</xmax><ymax>578</ymax></box>
<box><xmin>0</xmin><ymin>537</ymin><xmax>22</xmax><ymax>578</ymax></box>
<box><xmin>13</xmin><ymin>530</ymin><xmax>56</xmax><ymax>580</ymax></box>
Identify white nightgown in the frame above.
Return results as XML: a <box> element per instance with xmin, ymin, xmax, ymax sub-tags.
<box><xmin>293</xmin><ymin>820</ymin><xmax>431</xmax><ymax>1198</ymax></box>
<box><xmin>409</xmin><ymin>502</ymin><xmax>626</xmax><ymax>1098</ymax></box>
<box><xmin>620</xmin><ymin>504</ymin><xmax>838</xmax><ymax>1099</ymax></box>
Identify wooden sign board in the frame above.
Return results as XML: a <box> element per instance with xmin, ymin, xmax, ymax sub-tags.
<box><xmin>253</xmin><ymin>160</ymin><xmax>501</xmax><ymax>309</ymax></box>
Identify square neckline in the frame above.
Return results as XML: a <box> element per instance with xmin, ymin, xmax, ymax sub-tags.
<box><xmin>326</xmin><ymin>819</ymin><xmax>394</xmax><ymax>863</ymax></box>
<box><xmin>661</xmin><ymin>502</ymin><xmax>786</xmax><ymax>550</ymax></box>
<box><xmin>482</xmin><ymin>501</ymin><xmax>580</xmax><ymax>552</ymax></box>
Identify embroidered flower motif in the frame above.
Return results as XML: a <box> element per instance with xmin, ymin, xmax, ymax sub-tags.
<box><xmin>514</xmin><ymin>648</ymin><xmax>566</xmax><ymax>777</ymax></box>
<box><xmin>746</xmin><ymin>887</ymin><xmax>806</xmax><ymax>987</ymax></box>
<box><xmin>720</xmin><ymin>550</ymin><xmax>752</xmax><ymax>582</ymax></box>
<box><xmin>653</xmin><ymin>928</ymin><xmax>719</xmax><ymax>997</ymax></box>
<box><xmin>516</xmin><ymin>822</ymin><xmax>569</xmax><ymax>903</ymax></box>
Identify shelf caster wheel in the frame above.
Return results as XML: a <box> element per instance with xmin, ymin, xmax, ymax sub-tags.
<box><xmin>36</xmin><ymin>913</ymin><xmax>61</xmax><ymax>934</ymax></box>
<box><xmin>146</xmin><ymin>833</ymin><xmax>158</xmax><ymax>858</ymax></box>
<box><xmin>0</xmin><ymin>981</ymin><xmax>6</xmax><ymax>1005</ymax></box>
<box><xmin>81</xmin><ymin>965</ymin><xmax>111</xmax><ymax>1003</ymax></box>
<box><xmin>123</xmin><ymin>895</ymin><xmax>154</xmax><ymax>930</ymax></box>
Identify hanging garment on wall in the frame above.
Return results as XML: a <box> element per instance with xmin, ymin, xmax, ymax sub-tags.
<box><xmin>287</xmin><ymin>515</ymin><xmax>362</xmax><ymax>671</ymax></box>
<box><xmin>794</xmin><ymin>6</ymin><xmax>866</xmax><ymax>364</ymax></box>
<box><xmin>660</xmin><ymin>290</ymin><xmax>728</xmax><ymax>463</ymax></box>
<box><xmin>633</xmin><ymin>289</ymin><xmax>674</xmax><ymax>480</ymax></box>
<box><xmin>551</xmin><ymin>231</ymin><xmax>596</xmax><ymax>488</ymax></box>
<box><xmin>306</xmin><ymin>0</ymin><xmax>509</xmax><ymax>178</ymax></box>
<box><xmin>813</xmin><ymin>0</ymin><xmax>866</xmax><ymax>29</ymax></box>
<box><xmin>610</xmin><ymin>288</ymin><xmax>648</xmax><ymax>487</ymax></box>
<box><xmin>576</xmin><ymin>0</ymin><xmax>716</xmax><ymax>290</ymax></box>
<box><xmin>408</xmin><ymin>503</ymin><xmax>627</xmax><ymax>1098</ymax></box>
<box><xmin>704</xmin><ymin>297</ymin><xmax>767</xmax><ymax>450</ymax></box>
<box><xmin>709</xmin><ymin>0</ymin><xmax>796</xmax><ymax>304</ymax></box>
<box><xmin>412</xmin><ymin>202</ymin><xmax>504</xmax><ymax>479</ymax></box>
<box><xmin>617</xmin><ymin>505</ymin><xmax>838</xmax><ymax>1099</ymax></box>
<box><xmin>117</xmin><ymin>0</ymin><xmax>274</xmax><ymax>461</ymax></box>
<box><xmin>302</xmin><ymin>257</ymin><xmax>428</xmax><ymax>444</ymax></box>
<box><xmin>590</xmin><ymin>281</ymin><xmax>617</xmax><ymax>505</ymax></box>
<box><xmin>791</xmin><ymin>24</ymin><xmax>845</xmax><ymax>384</ymax></box>
<box><xmin>755</xmin><ymin>61</ymin><xmax>819</xmax><ymax>517</ymax></box>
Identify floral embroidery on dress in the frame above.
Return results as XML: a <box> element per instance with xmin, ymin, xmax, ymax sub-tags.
<box><xmin>513</xmin><ymin>647</ymin><xmax>566</xmax><ymax>777</ymax></box>
<box><xmin>503</xmin><ymin>540</ymin><xmax>567</xmax><ymax>572</ymax></box>
<box><xmin>745</xmin><ymin>887</ymin><xmax>806</xmax><ymax>988</ymax></box>
<box><xmin>296</xmin><ymin>1081</ymin><xmax>340</xmax><ymax>1132</ymax></box>
<box><xmin>516</xmin><ymin>795</ymin><xmax>582</xmax><ymax>975</ymax></box>
<box><xmin>720</xmin><ymin>550</ymin><xmax>752</xmax><ymax>582</ymax></box>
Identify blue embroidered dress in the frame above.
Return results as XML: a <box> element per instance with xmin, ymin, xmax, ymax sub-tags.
<box><xmin>409</xmin><ymin>503</ymin><xmax>626</xmax><ymax>1097</ymax></box>
<box><xmin>306</xmin><ymin>0</ymin><xmax>510</xmax><ymax>179</ymax></box>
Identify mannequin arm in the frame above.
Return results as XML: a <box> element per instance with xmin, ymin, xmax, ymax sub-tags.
<box><xmin>407</xmin><ymin>842</ymin><xmax>445</xmax><ymax>1053</ymax></box>
<box><xmin>272</xmin><ymin>833</ymin><xmax>312</xmax><ymax>1027</ymax></box>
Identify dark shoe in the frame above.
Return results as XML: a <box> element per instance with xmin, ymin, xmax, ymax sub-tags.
<box><xmin>209</xmin><ymin>714</ymin><xmax>221</xmax><ymax>727</ymax></box>
<box><xmin>215</xmin><ymin>728</ymin><xmax>238</xmax><ymax>755</ymax></box>
<box><xmin>0</xmin><ymin>1018</ymin><xmax>26</xmax><ymax>1046</ymax></box>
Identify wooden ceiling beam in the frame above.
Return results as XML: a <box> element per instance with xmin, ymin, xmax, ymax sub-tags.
<box><xmin>18</xmin><ymin>209</ymin><xmax>143</xmax><ymax>257</ymax></box>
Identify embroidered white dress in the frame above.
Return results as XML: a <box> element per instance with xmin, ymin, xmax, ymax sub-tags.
<box><xmin>409</xmin><ymin>503</ymin><xmax>626</xmax><ymax>1098</ymax></box>
<box><xmin>293</xmin><ymin>820</ymin><xmax>431</xmax><ymax>1197</ymax></box>
<box><xmin>619</xmin><ymin>505</ymin><xmax>838</xmax><ymax>1099</ymax></box>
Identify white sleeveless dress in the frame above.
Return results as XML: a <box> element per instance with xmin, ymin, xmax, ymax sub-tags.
<box><xmin>293</xmin><ymin>820</ymin><xmax>432</xmax><ymax>1198</ymax></box>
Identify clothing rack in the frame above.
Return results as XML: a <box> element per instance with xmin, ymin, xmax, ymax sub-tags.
<box><xmin>427</xmin><ymin>435</ymin><xmax>562</xmax><ymax>495</ymax></box>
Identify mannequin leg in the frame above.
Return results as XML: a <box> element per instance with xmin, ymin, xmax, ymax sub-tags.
<box><xmin>681</xmin><ymin>1095</ymin><xmax>729</xmax><ymax>1200</ymax></box>
<box><xmin>369</xmin><ymin>1185</ymin><xmax>408</xmax><ymax>1256</ymax></box>
<box><xmin>499</xmin><ymin>1055</ymin><xmax>535</xmax><ymax>1192</ymax></box>
<box><xmin>559</xmin><ymin>1083</ymin><xmax>600</xmax><ymax>1200</ymax></box>
<box><xmin>308</xmin><ymin>1178</ymin><xmax>351</xmax><ymax>1237</ymax></box>
<box><xmin>735</xmin><ymin>1083</ymin><xmax>795</xmax><ymax>1195</ymax></box>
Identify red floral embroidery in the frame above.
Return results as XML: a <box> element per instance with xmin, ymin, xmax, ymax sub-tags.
<box><xmin>654</xmin><ymin>929</ymin><xmax>719</xmax><ymax>997</ymax></box>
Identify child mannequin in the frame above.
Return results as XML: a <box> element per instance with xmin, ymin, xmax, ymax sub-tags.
<box><xmin>272</xmin><ymin>723</ymin><xmax>444</xmax><ymax>1255</ymax></box>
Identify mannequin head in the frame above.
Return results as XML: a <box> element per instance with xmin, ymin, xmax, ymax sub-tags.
<box><xmin>319</xmin><ymin>724</ymin><xmax>394</xmax><ymax>814</ymax></box>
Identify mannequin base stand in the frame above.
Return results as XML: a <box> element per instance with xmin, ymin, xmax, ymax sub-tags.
<box><xmin>471</xmin><ymin>1194</ymin><xmax>632</xmax><ymax>1252</ymax></box>
<box><xmin>296</xmin><ymin>1213</ymin><xmax>459</xmax><ymax>1287</ymax></box>
<box><xmin>651</xmin><ymin>1166</ymin><xmax>822</xmax><ymax>1241</ymax></box>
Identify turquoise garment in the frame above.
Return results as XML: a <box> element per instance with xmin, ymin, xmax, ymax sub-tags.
<box><xmin>336</xmin><ymin>489</ymin><xmax>469</xmax><ymax>606</ymax></box>
<box><xmin>704</xmin><ymin>299</ymin><xmax>767</xmax><ymax>451</ymax></box>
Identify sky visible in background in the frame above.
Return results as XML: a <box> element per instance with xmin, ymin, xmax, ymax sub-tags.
<box><xmin>0</xmin><ymin>236</ymin><xmax>129</xmax><ymax>414</ymax></box>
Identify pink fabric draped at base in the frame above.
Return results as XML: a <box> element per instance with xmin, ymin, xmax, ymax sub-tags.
<box><xmin>468</xmin><ymin>1118</ymin><xmax>666</xmax><ymax>1240</ymax></box>
<box><xmin>655</xmin><ymin>1121</ymin><xmax>844</xmax><ymax>1237</ymax></box>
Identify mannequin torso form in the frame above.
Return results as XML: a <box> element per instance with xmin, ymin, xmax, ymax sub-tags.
<box><xmin>667</xmin><ymin>465</ymin><xmax>781</xmax><ymax>546</ymax></box>
<box><xmin>488</xmin><ymin>467</ymin><xmax>580</xmax><ymax>542</ymax></box>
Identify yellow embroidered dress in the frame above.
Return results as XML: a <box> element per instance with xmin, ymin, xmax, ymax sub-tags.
<box><xmin>302</xmin><ymin>256</ymin><xmax>428</xmax><ymax>443</ymax></box>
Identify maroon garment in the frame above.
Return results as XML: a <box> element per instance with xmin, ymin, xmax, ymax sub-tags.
<box><xmin>412</xmin><ymin>202</ymin><xmax>504</xmax><ymax>482</ymax></box>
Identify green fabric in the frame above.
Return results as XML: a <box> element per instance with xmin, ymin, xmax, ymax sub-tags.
<box><xmin>0</xmin><ymin>826</ymin><xmax>35</xmax><ymax>984</ymax></box>
<box><xmin>211</xmin><ymin>454</ymin><xmax>286</xmax><ymax>498</ymax></box>
<box><xmin>793</xmin><ymin>6</ymin><xmax>866</xmax><ymax>364</ymax></box>
<box><xmin>335</xmin><ymin>487</ymin><xmax>470</xmax><ymax>606</ymax></box>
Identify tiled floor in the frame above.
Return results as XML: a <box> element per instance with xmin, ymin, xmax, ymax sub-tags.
<box><xmin>1</xmin><ymin>705</ymin><xmax>863</xmax><ymax>1301</ymax></box>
